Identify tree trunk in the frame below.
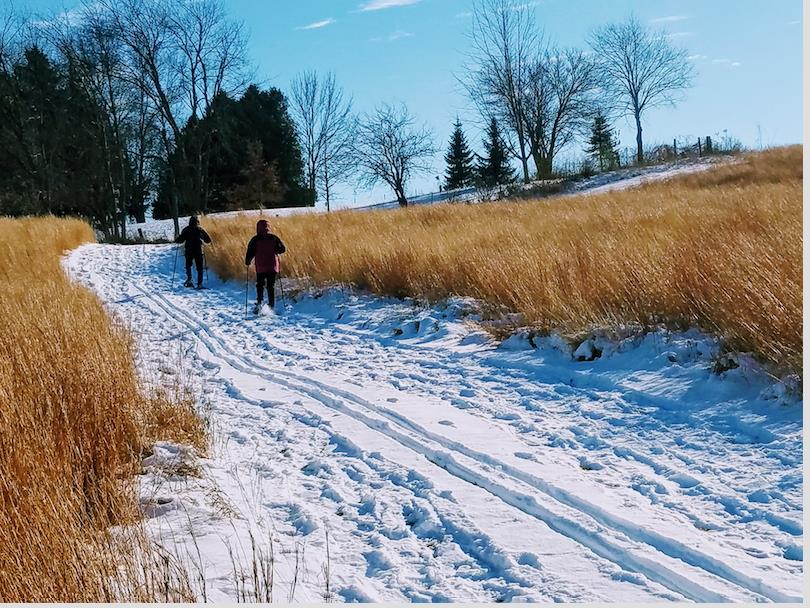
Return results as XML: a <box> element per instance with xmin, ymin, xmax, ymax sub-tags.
<box><xmin>134</xmin><ymin>158</ymin><xmax>147</xmax><ymax>223</ymax></box>
<box><xmin>196</xmin><ymin>145</ymin><xmax>204</xmax><ymax>213</ymax></box>
<box><xmin>324</xmin><ymin>161</ymin><xmax>331</xmax><ymax>212</ymax></box>
<box><xmin>634</xmin><ymin>111</ymin><xmax>643</xmax><ymax>164</ymax></box>
<box><xmin>517</xmin><ymin>133</ymin><xmax>530</xmax><ymax>184</ymax></box>
<box><xmin>396</xmin><ymin>184</ymin><xmax>408</xmax><ymax>207</ymax></box>
<box><xmin>534</xmin><ymin>153</ymin><xmax>553</xmax><ymax>180</ymax></box>
<box><xmin>119</xmin><ymin>194</ymin><xmax>127</xmax><ymax>241</ymax></box>
<box><xmin>170</xmin><ymin>183</ymin><xmax>180</xmax><ymax>237</ymax></box>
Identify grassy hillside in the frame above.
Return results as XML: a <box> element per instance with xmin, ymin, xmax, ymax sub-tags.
<box><xmin>205</xmin><ymin>146</ymin><xmax>801</xmax><ymax>375</ymax></box>
<box><xmin>0</xmin><ymin>217</ymin><xmax>205</xmax><ymax>601</ymax></box>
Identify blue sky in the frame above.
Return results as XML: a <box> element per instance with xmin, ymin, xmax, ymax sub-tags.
<box><xmin>26</xmin><ymin>0</ymin><xmax>804</xmax><ymax>207</ymax></box>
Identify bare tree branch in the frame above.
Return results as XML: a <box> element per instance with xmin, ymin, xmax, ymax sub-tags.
<box><xmin>92</xmin><ymin>0</ymin><xmax>249</xmax><ymax>233</ymax></box>
<box><xmin>354</xmin><ymin>103</ymin><xmax>435</xmax><ymax>207</ymax></box>
<box><xmin>589</xmin><ymin>16</ymin><xmax>694</xmax><ymax>163</ymax></box>
<box><xmin>461</xmin><ymin>0</ymin><xmax>536</xmax><ymax>183</ymax></box>
<box><xmin>290</xmin><ymin>71</ymin><xmax>355</xmax><ymax>211</ymax></box>
<box><xmin>525</xmin><ymin>46</ymin><xmax>598</xmax><ymax>177</ymax></box>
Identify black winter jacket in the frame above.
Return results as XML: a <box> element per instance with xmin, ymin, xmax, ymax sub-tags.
<box><xmin>176</xmin><ymin>225</ymin><xmax>211</xmax><ymax>255</ymax></box>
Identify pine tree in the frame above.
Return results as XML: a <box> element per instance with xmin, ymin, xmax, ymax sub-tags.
<box><xmin>155</xmin><ymin>84</ymin><xmax>314</xmax><ymax>218</ymax></box>
<box><xmin>444</xmin><ymin>119</ymin><xmax>475</xmax><ymax>190</ymax></box>
<box><xmin>477</xmin><ymin>117</ymin><xmax>514</xmax><ymax>187</ymax></box>
<box><xmin>585</xmin><ymin>113</ymin><xmax>620</xmax><ymax>172</ymax></box>
<box><xmin>225</xmin><ymin>140</ymin><xmax>284</xmax><ymax>210</ymax></box>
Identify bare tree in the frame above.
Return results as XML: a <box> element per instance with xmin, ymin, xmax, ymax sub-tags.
<box><xmin>354</xmin><ymin>103</ymin><xmax>435</xmax><ymax>208</ymax></box>
<box><xmin>168</xmin><ymin>0</ymin><xmax>248</xmax><ymax>120</ymax></box>
<box><xmin>525</xmin><ymin>47</ymin><xmax>598</xmax><ymax>178</ymax></box>
<box><xmin>95</xmin><ymin>0</ymin><xmax>248</xmax><ymax>234</ymax></box>
<box><xmin>49</xmin><ymin>7</ymin><xmax>138</xmax><ymax>238</ymax></box>
<box><xmin>462</xmin><ymin>0</ymin><xmax>536</xmax><ymax>184</ymax></box>
<box><xmin>0</xmin><ymin>9</ymin><xmax>23</xmax><ymax>73</ymax></box>
<box><xmin>168</xmin><ymin>0</ymin><xmax>248</xmax><ymax>214</ymax></box>
<box><xmin>128</xmin><ymin>81</ymin><xmax>161</xmax><ymax>224</ymax></box>
<box><xmin>289</xmin><ymin>71</ymin><xmax>355</xmax><ymax>211</ymax></box>
<box><xmin>589</xmin><ymin>16</ymin><xmax>694</xmax><ymax>164</ymax></box>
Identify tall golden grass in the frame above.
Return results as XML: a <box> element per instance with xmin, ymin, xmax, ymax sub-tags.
<box><xmin>0</xmin><ymin>216</ymin><xmax>205</xmax><ymax>601</ymax></box>
<box><xmin>206</xmin><ymin>146</ymin><xmax>802</xmax><ymax>374</ymax></box>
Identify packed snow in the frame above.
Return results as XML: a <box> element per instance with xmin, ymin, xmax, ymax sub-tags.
<box><xmin>561</xmin><ymin>156</ymin><xmax>731</xmax><ymax>197</ymax></box>
<box><xmin>64</xmin><ymin>243</ymin><xmax>802</xmax><ymax>603</ymax></box>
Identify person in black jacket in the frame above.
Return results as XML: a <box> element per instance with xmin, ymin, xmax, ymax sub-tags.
<box><xmin>175</xmin><ymin>216</ymin><xmax>212</xmax><ymax>288</ymax></box>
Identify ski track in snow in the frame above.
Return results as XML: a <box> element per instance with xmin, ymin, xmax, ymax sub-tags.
<box><xmin>65</xmin><ymin>243</ymin><xmax>803</xmax><ymax>603</ymax></box>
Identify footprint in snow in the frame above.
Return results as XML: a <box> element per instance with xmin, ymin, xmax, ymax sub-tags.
<box><xmin>578</xmin><ymin>456</ymin><xmax>604</xmax><ymax>471</ymax></box>
<box><xmin>438</xmin><ymin>489</ymin><xmax>456</xmax><ymax>502</ymax></box>
<box><xmin>437</xmin><ymin>420</ymin><xmax>455</xmax><ymax>427</ymax></box>
<box><xmin>517</xmin><ymin>552</ymin><xmax>542</xmax><ymax>569</ymax></box>
<box><xmin>669</xmin><ymin>472</ymin><xmax>700</xmax><ymax>488</ymax></box>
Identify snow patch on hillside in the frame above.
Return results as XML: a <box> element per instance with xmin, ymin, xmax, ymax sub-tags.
<box><xmin>127</xmin><ymin>157</ymin><xmax>732</xmax><ymax>241</ymax></box>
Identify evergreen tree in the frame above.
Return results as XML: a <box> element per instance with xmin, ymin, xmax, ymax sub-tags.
<box><xmin>225</xmin><ymin>140</ymin><xmax>284</xmax><ymax>210</ymax></box>
<box><xmin>585</xmin><ymin>113</ymin><xmax>620</xmax><ymax>172</ymax></box>
<box><xmin>477</xmin><ymin>117</ymin><xmax>514</xmax><ymax>187</ymax></box>
<box><xmin>154</xmin><ymin>84</ymin><xmax>314</xmax><ymax>219</ymax></box>
<box><xmin>0</xmin><ymin>46</ymin><xmax>128</xmax><ymax>235</ymax></box>
<box><xmin>444</xmin><ymin>119</ymin><xmax>476</xmax><ymax>190</ymax></box>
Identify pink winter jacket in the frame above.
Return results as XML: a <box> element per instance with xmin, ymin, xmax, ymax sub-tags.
<box><xmin>245</xmin><ymin>220</ymin><xmax>286</xmax><ymax>274</ymax></box>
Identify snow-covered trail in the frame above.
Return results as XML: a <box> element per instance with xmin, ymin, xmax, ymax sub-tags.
<box><xmin>66</xmin><ymin>243</ymin><xmax>803</xmax><ymax>603</ymax></box>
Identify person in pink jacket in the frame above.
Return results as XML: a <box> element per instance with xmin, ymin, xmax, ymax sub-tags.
<box><xmin>245</xmin><ymin>219</ymin><xmax>286</xmax><ymax>313</ymax></box>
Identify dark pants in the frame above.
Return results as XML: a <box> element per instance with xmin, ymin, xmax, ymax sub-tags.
<box><xmin>185</xmin><ymin>252</ymin><xmax>203</xmax><ymax>285</ymax></box>
<box><xmin>257</xmin><ymin>271</ymin><xmax>277</xmax><ymax>307</ymax></box>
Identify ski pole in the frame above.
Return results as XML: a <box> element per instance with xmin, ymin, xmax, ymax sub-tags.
<box><xmin>244</xmin><ymin>265</ymin><xmax>249</xmax><ymax>318</ymax></box>
<box><xmin>203</xmin><ymin>250</ymin><xmax>209</xmax><ymax>286</ymax></box>
<box><xmin>277</xmin><ymin>271</ymin><xmax>286</xmax><ymax>310</ymax></box>
<box><xmin>172</xmin><ymin>245</ymin><xmax>179</xmax><ymax>287</ymax></box>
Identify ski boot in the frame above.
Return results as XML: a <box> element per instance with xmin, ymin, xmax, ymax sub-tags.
<box><xmin>183</xmin><ymin>278</ymin><xmax>194</xmax><ymax>288</ymax></box>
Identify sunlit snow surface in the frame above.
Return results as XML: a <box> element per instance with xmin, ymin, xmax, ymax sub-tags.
<box><xmin>65</xmin><ymin>242</ymin><xmax>802</xmax><ymax>603</ymax></box>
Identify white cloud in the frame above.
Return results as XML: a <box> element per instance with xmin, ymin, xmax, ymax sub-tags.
<box><xmin>712</xmin><ymin>58</ymin><xmax>742</xmax><ymax>67</ymax></box>
<box><xmin>31</xmin><ymin>6</ymin><xmax>85</xmax><ymax>29</ymax></box>
<box><xmin>297</xmin><ymin>18</ymin><xmax>336</xmax><ymax>30</ymax></box>
<box><xmin>650</xmin><ymin>15</ymin><xmax>689</xmax><ymax>23</ymax></box>
<box><xmin>456</xmin><ymin>11</ymin><xmax>473</xmax><ymax>18</ymax></box>
<box><xmin>666</xmin><ymin>31</ymin><xmax>695</xmax><ymax>39</ymax></box>
<box><xmin>687</xmin><ymin>53</ymin><xmax>707</xmax><ymax>61</ymax></box>
<box><xmin>358</xmin><ymin>0</ymin><xmax>422</xmax><ymax>11</ymax></box>
<box><xmin>510</xmin><ymin>1</ymin><xmax>541</xmax><ymax>10</ymax></box>
<box><xmin>371</xmin><ymin>30</ymin><xmax>415</xmax><ymax>42</ymax></box>
<box><xmin>389</xmin><ymin>30</ymin><xmax>414</xmax><ymax>40</ymax></box>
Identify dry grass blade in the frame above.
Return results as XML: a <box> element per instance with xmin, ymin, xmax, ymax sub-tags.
<box><xmin>206</xmin><ymin>146</ymin><xmax>802</xmax><ymax>375</ymax></box>
<box><xmin>0</xmin><ymin>216</ymin><xmax>205</xmax><ymax>601</ymax></box>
